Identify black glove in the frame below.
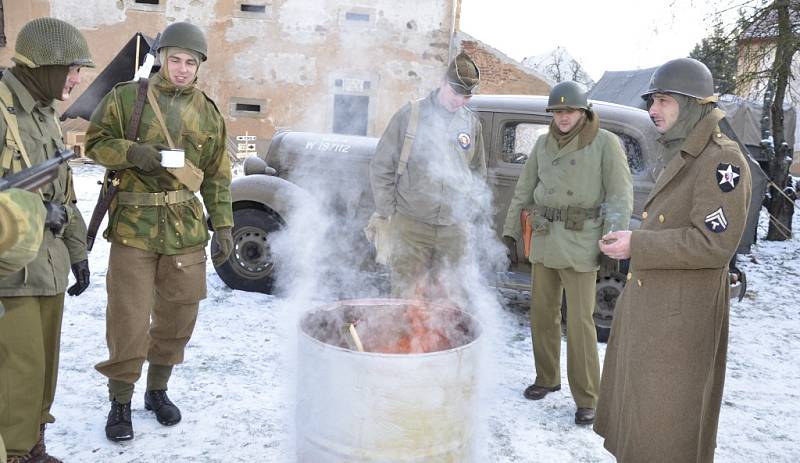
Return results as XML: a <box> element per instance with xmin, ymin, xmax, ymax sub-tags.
<box><xmin>502</xmin><ymin>235</ymin><xmax>518</xmax><ymax>266</ymax></box>
<box><xmin>127</xmin><ymin>143</ymin><xmax>166</xmax><ymax>174</ymax></box>
<box><xmin>67</xmin><ymin>259</ymin><xmax>90</xmax><ymax>296</ymax></box>
<box><xmin>43</xmin><ymin>201</ymin><xmax>68</xmax><ymax>234</ymax></box>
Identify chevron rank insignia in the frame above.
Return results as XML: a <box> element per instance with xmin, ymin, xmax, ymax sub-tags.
<box><xmin>716</xmin><ymin>163</ymin><xmax>741</xmax><ymax>192</ymax></box>
<box><xmin>704</xmin><ymin>207</ymin><xmax>728</xmax><ymax>233</ymax></box>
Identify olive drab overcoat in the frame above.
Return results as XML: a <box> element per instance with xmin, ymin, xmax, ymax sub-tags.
<box><xmin>503</xmin><ymin>125</ymin><xmax>633</xmax><ymax>272</ymax></box>
<box><xmin>594</xmin><ymin>108</ymin><xmax>752</xmax><ymax>463</ymax></box>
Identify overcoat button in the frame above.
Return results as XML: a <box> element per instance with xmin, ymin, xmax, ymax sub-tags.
<box><xmin>637</xmin><ymin>279</ymin><xmax>642</xmax><ymax>287</ymax></box>
<box><xmin>627</xmin><ymin>272</ymin><xmax>632</xmax><ymax>281</ymax></box>
<box><xmin>642</xmin><ymin>211</ymin><xmax>648</xmax><ymax>219</ymax></box>
<box><xmin>552</xmin><ymin>160</ymin><xmax>559</xmax><ymax>166</ymax></box>
<box><xmin>659</xmin><ymin>214</ymin><xmax>665</xmax><ymax>223</ymax></box>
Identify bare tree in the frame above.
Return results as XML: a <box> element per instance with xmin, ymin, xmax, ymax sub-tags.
<box><xmin>523</xmin><ymin>47</ymin><xmax>594</xmax><ymax>87</ymax></box>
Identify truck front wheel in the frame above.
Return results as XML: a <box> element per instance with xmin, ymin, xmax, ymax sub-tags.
<box><xmin>212</xmin><ymin>207</ymin><xmax>282</xmax><ymax>294</ymax></box>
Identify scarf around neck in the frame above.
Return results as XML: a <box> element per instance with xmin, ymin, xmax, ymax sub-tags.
<box><xmin>10</xmin><ymin>65</ymin><xmax>69</xmax><ymax>105</ymax></box>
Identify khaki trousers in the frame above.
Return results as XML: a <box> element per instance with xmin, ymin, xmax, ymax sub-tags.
<box><xmin>389</xmin><ymin>214</ymin><xmax>465</xmax><ymax>303</ymax></box>
<box><xmin>0</xmin><ymin>294</ymin><xmax>64</xmax><ymax>456</ymax></box>
<box><xmin>531</xmin><ymin>263</ymin><xmax>600</xmax><ymax>408</ymax></box>
<box><xmin>95</xmin><ymin>243</ymin><xmax>207</xmax><ymax>390</ymax></box>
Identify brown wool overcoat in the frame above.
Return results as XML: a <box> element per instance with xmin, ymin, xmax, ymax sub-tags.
<box><xmin>594</xmin><ymin>108</ymin><xmax>752</xmax><ymax>463</ymax></box>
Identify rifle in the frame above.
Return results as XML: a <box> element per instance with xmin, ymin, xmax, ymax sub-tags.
<box><xmin>86</xmin><ymin>32</ymin><xmax>160</xmax><ymax>252</ymax></box>
<box><xmin>0</xmin><ymin>149</ymin><xmax>75</xmax><ymax>192</ymax></box>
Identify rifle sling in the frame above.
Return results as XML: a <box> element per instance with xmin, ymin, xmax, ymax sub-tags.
<box><xmin>86</xmin><ymin>78</ymin><xmax>149</xmax><ymax>251</ymax></box>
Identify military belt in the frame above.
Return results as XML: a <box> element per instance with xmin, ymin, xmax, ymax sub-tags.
<box><xmin>534</xmin><ymin>205</ymin><xmax>602</xmax><ymax>222</ymax></box>
<box><xmin>117</xmin><ymin>189</ymin><xmax>195</xmax><ymax>207</ymax></box>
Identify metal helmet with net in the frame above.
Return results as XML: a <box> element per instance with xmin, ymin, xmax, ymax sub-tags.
<box><xmin>13</xmin><ymin>17</ymin><xmax>94</xmax><ymax>68</ymax></box>
<box><xmin>157</xmin><ymin>22</ymin><xmax>208</xmax><ymax>62</ymax></box>
<box><xmin>546</xmin><ymin>81</ymin><xmax>591</xmax><ymax>112</ymax></box>
<box><xmin>641</xmin><ymin>58</ymin><xmax>716</xmax><ymax>102</ymax></box>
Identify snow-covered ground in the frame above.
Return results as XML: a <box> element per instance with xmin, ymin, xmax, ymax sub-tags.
<box><xmin>42</xmin><ymin>164</ymin><xmax>800</xmax><ymax>462</ymax></box>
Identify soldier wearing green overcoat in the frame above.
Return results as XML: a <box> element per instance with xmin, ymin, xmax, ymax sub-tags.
<box><xmin>370</xmin><ymin>52</ymin><xmax>486</xmax><ymax>304</ymax></box>
<box><xmin>0</xmin><ymin>188</ymin><xmax>46</xmax><ymax>463</ymax></box>
<box><xmin>85</xmin><ymin>21</ymin><xmax>233</xmax><ymax>442</ymax></box>
<box><xmin>595</xmin><ymin>58</ymin><xmax>752</xmax><ymax>463</ymax></box>
<box><xmin>0</xmin><ymin>18</ymin><xmax>94</xmax><ymax>463</ymax></box>
<box><xmin>502</xmin><ymin>81</ymin><xmax>633</xmax><ymax>426</ymax></box>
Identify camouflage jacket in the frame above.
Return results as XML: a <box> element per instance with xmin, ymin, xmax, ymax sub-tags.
<box><xmin>0</xmin><ymin>189</ymin><xmax>45</xmax><ymax>279</ymax></box>
<box><xmin>370</xmin><ymin>90</ymin><xmax>487</xmax><ymax>226</ymax></box>
<box><xmin>85</xmin><ymin>73</ymin><xmax>233</xmax><ymax>255</ymax></box>
<box><xmin>0</xmin><ymin>72</ymin><xmax>87</xmax><ymax>297</ymax></box>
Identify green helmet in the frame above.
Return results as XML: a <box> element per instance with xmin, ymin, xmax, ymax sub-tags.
<box><xmin>157</xmin><ymin>22</ymin><xmax>208</xmax><ymax>62</ymax></box>
<box><xmin>641</xmin><ymin>58</ymin><xmax>715</xmax><ymax>101</ymax></box>
<box><xmin>13</xmin><ymin>17</ymin><xmax>94</xmax><ymax>68</ymax></box>
<box><xmin>546</xmin><ymin>81</ymin><xmax>591</xmax><ymax>112</ymax></box>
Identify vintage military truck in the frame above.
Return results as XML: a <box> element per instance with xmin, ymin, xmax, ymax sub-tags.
<box><xmin>212</xmin><ymin>94</ymin><xmax>745</xmax><ymax>341</ymax></box>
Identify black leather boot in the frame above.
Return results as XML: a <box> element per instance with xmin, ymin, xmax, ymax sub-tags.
<box><xmin>575</xmin><ymin>407</ymin><xmax>596</xmax><ymax>425</ymax></box>
<box><xmin>105</xmin><ymin>399</ymin><xmax>134</xmax><ymax>442</ymax></box>
<box><xmin>144</xmin><ymin>390</ymin><xmax>182</xmax><ymax>426</ymax></box>
<box><xmin>523</xmin><ymin>384</ymin><xmax>561</xmax><ymax>400</ymax></box>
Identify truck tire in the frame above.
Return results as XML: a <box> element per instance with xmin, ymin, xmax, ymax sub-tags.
<box><xmin>212</xmin><ymin>207</ymin><xmax>282</xmax><ymax>294</ymax></box>
<box><xmin>593</xmin><ymin>276</ymin><xmax>625</xmax><ymax>343</ymax></box>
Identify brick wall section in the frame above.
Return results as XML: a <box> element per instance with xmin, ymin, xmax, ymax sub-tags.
<box><xmin>460</xmin><ymin>39</ymin><xmax>551</xmax><ymax>96</ymax></box>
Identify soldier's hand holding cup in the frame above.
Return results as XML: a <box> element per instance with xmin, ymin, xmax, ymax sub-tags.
<box><xmin>127</xmin><ymin>143</ymin><xmax>168</xmax><ymax>174</ymax></box>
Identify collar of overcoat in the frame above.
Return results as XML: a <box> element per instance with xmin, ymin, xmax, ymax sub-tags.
<box><xmin>644</xmin><ymin>108</ymin><xmax>725</xmax><ymax>209</ymax></box>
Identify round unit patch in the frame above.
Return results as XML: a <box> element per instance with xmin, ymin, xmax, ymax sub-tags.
<box><xmin>457</xmin><ymin>132</ymin><xmax>471</xmax><ymax>150</ymax></box>
<box><xmin>716</xmin><ymin>163</ymin><xmax>741</xmax><ymax>192</ymax></box>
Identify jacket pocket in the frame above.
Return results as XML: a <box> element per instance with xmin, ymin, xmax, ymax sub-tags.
<box><xmin>181</xmin><ymin>131</ymin><xmax>214</xmax><ymax>167</ymax></box>
<box><xmin>114</xmin><ymin>205</ymin><xmax>158</xmax><ymax>239</ymax></box>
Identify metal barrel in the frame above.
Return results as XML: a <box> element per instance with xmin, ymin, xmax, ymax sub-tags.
<box><xmin>296</xmin><ymin>298</ymin><xmax>483</xmax><ymax>463</ymax></box>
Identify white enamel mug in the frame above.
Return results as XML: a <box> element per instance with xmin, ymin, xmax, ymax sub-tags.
<box><xmin>160</xmin><ymin>149</ymin><xmax>185</xmax><ymax>168</ymax></box>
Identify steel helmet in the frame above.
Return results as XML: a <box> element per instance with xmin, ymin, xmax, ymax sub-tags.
<box><xmin>641</xmin><ymin>58</ymin><xmax>716</xmax><ymax>101</ymax></box>
<box><xmin>546</xmin><ymin>81</ymin><xmax>591</xmax><ymax>112</ymax></box>
<box><xmin>13</xmin><ymin>17</ymin><xmax>94</xmax><ymax>68</ymax></box>
<box><xmin>157</xmin><ymin>22</ymin><xmax>208</xmax><ymax>61</ymax></box>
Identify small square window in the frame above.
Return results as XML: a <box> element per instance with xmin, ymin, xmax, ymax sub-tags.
<box><xmin>334</xmin><ymin>79</ymin><xmax>343</xmax><ymax>88</ymax></box>
<box><xmin>230</xmin><ymin>97</ymin><xmax>267</xmax><ymax>118</ymax></box>
<box><xmin>345</xmin><ymin>12</ymin><xmax>370</xmax><ymax>22</ymax></box>
<box><xmin>241</xmin><ymin>4</ymin><xmax>266</xmax><ymax>13</ymax></box>
<box><xmin>236</xmin><ymin>103</ymin><xmax>261</xmax><ymax>113</ymax></box>
<box><xmin>134</xmin><ymin>0</ymin><xmax>159</xmax><ymax>4</ymax></box>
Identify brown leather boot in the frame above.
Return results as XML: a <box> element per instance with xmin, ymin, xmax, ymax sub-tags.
<box><xmin>523</xmin><ymin>384</ymin><xmax>561</xmax><ymax>400</ymax></box>
<box><xmin>27</xmin><ymin>424</ymin><xmax>63</xmax><ymax>462</ymax></box>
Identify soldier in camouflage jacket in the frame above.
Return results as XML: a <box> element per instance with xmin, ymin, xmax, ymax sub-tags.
<box><xmin>85</xmin><ymin>22</ymin><xmax>233</xmax><ymax>442</ymax></box>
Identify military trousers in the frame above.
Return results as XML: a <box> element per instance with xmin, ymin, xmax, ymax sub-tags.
<box><xmin>531</xmin><ymin>263</ymin><xmax>600</xmax><ymax>409</ymax></box>
<box><xmin>389</xmin><ymin>213</ymin><xmax>465</xmax><ymax>304</ymax></box>
<box><xmin>0</xmin><ymin>294</ymin><xmax>64</xmax><ymax>456</ymax></box>
<box><xmin>95</xmin><ymin>243</ymin><xmax>207</xmax><ymax>397</ymax></box>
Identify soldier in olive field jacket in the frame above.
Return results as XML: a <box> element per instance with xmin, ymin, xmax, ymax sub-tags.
<box><xmin>595</xmin><ymin>58</ymin><xmax>752</xmax><ymax>463</ymax></box>
<box><xmin>502</xmin><ymin>81</ymin><xmax>633</xmax><ymax>426</ymax></box>
<box><xmin>370</xmin><ymin>52</ymin><xmax>487</xmax><ymax>304</ymax></box>
<box><xmin>85</xmin><ymin>22</ymin><xmax>233</xmax><ymax>443</ymax></box>
<box><xmin>0</xmin><ymin>18</ymin><xmax>94</xmax><ymax>463</ymax></box>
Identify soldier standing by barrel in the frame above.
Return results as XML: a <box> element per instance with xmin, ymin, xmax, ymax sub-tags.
<box><xmin>594</xmin><ymin>58</ymin><xmax>752</xmax><ymax>463</ymax></box>
<box><xmin>0</xmin><ymin>18</ymin><xmax>93</xmax><ymax>463</ymax></box>
<box><xmin>502</xmin><ymin>81</ymin><xmax>633</xmax><ymax>426</ymax></box>
<box><xmin>369</xmin><ymin>52</ymin><xmax>486</xmax><ymax>302</ymax></box>
<box><xmin>85</xmin><ymin>21</ymin><xmax>233</xmax><ymax>442</ymax></box>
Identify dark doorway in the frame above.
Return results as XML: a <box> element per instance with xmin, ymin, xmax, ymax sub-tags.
<box><xmin>333</xmin><ymin>94</ymin><xmax>369</xmax><ymax>136</ymax></box>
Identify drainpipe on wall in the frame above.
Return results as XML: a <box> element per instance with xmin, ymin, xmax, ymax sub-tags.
<box><xmin>447</xmin><ymin>0</ymin><xmax>459</xmax><ymax>65</ymax></box>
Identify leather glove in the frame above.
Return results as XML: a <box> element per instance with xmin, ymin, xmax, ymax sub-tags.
<box><xmin>502</xmin><ymin>235</ymin><xmax>518</xmax><ymax>266</ymax></box>
<box><xmin>127</xmin><ymin>143</ymin><xmax>166</xmax><ymax>174</ymax></box>
<box><xmin>67</xmin><ymin>259</ymin><xmax>90</xmax><ymax>296</ymax></box>
<box><xmin>43</xmin><ymin>201</ymin><xmax>68</xmax><ymax>234</ymax></box>
<box><xmin>211</xmin><ymin>227</ymin><xmax>234</xmax><ymax>267</ymax></box>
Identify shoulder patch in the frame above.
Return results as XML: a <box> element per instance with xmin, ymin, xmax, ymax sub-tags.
<box><xmin>704</xmin><ymin>207</ymin><xmax>728</xmax><ymax>233</ymax></box>
<box><xmin>716</xmin><ymin>162</ymin><xmax>741</xmax><ymax>192</ymax></box>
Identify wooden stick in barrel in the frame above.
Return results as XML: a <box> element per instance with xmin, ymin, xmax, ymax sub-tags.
<box><xmin>348</xmin><ymin>323</ymin><xmax>365</xmax><ymax>352</ymax></box>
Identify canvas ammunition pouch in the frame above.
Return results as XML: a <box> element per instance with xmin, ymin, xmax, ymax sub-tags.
<box><xmin>117</xmin><ymin>189</ymin><xmax>195</xmax><ymax>206</ymax></box>
<box><xmin>533</xmin><ymin>205</ymin><xmax>601</xmax><ymax>231</ymax></box>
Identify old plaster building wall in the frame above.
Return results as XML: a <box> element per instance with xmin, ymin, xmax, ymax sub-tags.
<box><xmin>1</xmin><ymin>0</ymin><xmax>458</xmax><ymax>142</ymax></box>
<box><xmin>457</xmin><ymin>31</ymin><xmax>551</xmax><ymax>95</ymax></box>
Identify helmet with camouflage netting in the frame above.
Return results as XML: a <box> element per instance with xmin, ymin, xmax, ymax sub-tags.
<box><xmin>157</xmin><ymin>22</ymin><xmax>208</xmax><ymax>62</ymax></box>
<box><xmin>641</xmin><ymin>58</ymin><xmax>717</xmax><ymax>103</ymax></box>
<box><xmin>13</xmin><ymin>17</ymin><xmax>94</xmax><ymax>68</ymax></box>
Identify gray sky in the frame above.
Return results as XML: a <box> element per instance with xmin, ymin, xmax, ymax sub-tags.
<box><xmin>459</xmin><ymin>0</ymin><xmax>732</xmax><ymax>80</ymax></box>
